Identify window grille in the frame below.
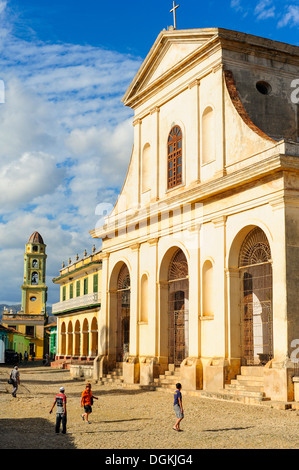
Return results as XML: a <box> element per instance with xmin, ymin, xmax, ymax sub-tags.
<box><xmin>117</xmin><ymin>264</ymin><xmax>130</xmax><ymax>362</ymax></box>
<box><xmin>168</xmin><ymin>126</ymin><xmax>182</xmax><ymax>189</ymax></box>
<box><xmin>168</xmin><ymin>249</ymin><xmax>189</xmax><ymax>366</ymax></box>
<box><xmin>239</xmin><ymin>228</ymin><xmax>273</xmax><ymax>366</ymax></box>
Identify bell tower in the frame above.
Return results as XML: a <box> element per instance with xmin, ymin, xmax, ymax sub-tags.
<box><xmin>2</xmin><ymin>231</ymin><xmax>48</xmax><ymax>360</ymax></box>
<box><xmin>21</xmin><ymin>231</ymin><xmax>47</xmax><ymax>316</ymax></box>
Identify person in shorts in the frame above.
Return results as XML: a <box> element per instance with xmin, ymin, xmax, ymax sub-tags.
<box><xmin>173</xmin><ymin>383</ymin><xmax>184</xmax><ymax>431</ymax></box>
<box><xmin>10</xmin><ymin>366</ymin><xmax>20</xmax><ymax>398</ymax></box>
<box><xmin>49</xmin><ymin>386</ymin><xmax>67</xmax><ymax>434</ymax></box>
<box><xmin>81</xmin><ymin>382</ymin><xmax>98</xmax><ymax>424</ymax></box>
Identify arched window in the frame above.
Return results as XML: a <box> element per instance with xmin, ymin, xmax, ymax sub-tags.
<box><xmin>142</xmin><ymin>143</ymin><xmax>151</xmax><ymax>193</ymax></box>
<box><xmin>202</xmin><ymin>106</ymin><xmax>215</xmax><ymax>164</ymax></box>
<box><xmin>202</xmin><ymin>260</ymin><xmax>214</xmax><ymax>316</ymax></box>
<box><xmin>167</xmin><ymin>126</ymin><xmax>182</xmax><ymax>189</ymax></box>
<box><xmin>140</xmin><ymin>274</ymin><xmax>149</xmax><ymax>322</ymax></box>
<box><xmin>31</xmin><ymin>272</ymin><xmax>38</xmax><ymax>285</ymax></box>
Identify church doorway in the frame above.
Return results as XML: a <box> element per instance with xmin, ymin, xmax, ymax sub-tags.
<box><xmin>167</xmin><ymin>249</ymin><xmax>189</xmax><ymax>366</ymax></box>
<box><xmin>116</xmin><ymin>264</ymin><xmax>130</xmax><ymax>362</ymax></box>
<box><xmin>239</xmin><ymin>227</ymin><xmax>273</xmax><ymax>366</ymax></box>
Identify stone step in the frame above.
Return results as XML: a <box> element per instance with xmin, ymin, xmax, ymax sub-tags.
<box><xmin>235</xmin><ymin>375</ymin><xmax>264</xmax><ymax>384</ymax></box>
<box><xmin>240</xmin><ymin>366</ymin><xmax>264</xmax><ymax>377</ymax></box>
<box><xmin>155</xmin><ymin>386</ymin><xmax>175</xmax><ymax>392</ymax></box>
<box><xmin>122</xmin><ymin>383</ymin><xmax>156</xmax><ymax>391</ymax></box>
<box><xmin>102</xmin><ymin>377</ymin><xmax>124</xmax><ymax>385</ymax></box>
<box><xmin>231</xmin><ymin>378</ymin><xmax>264</xmax><ymax>387</ymax></box>
<box><xmin>223</xmin><ymin>388</ymin><xmax>266</xmax><ymax>398</ymax></box>
<box><xmin>199</xmin><ymin>390</ymin><xmax>270</xmax><ymax>405</ymax></box>
<box><xmin>158</xmin><ymin>382</ymin><xmax>177</xmax><ymax>388</ymax></box>
<box><xmin>159</xmin><ymin>378</ymin><xmax>180</xmax><ymax>385</ymax></box>
<box><xmin>225</xmin><ymin>383</ymin><xmax>264</xmax><ymax>393</ymax></box>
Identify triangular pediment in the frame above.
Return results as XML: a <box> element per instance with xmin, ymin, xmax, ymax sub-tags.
<box><xmin>123</xmin><ymin>28</ymin><xmax>220</xmax><ymax>107</ymax></box>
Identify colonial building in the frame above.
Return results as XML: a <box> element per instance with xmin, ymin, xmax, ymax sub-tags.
<box><xmin>2</xmin><ymin>231</ymin><xmax>48</xmax><ymax>359</ymax></box>
<box><xmin>51</xmin><ymin>247</ymin><xmax>101</xmax><ymax>374</ymax></box>
<box><xmin>87</xmin><ymin>27</ymin><xmax>299</xmax><ymax>402</ymax></box>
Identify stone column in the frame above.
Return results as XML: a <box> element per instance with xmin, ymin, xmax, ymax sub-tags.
<box><xmin>133</xmin><ymin>118</ymin><xmax>142</xmax><ymax>206</ymax></box>
<box><xmin>139</xmin><ymin>238</ymin><xmax>160</xmax><ymax>385</ymax></box>
<box><xmin>188</xmin><ymin>79</ymin><xmax>201</xmax><ymax>183</ymax></box>
<box><xmin>150</xmin><ymin>107</ymin><xmax>160</xmax><ymax>201</ymax></box>
<box><xmin>264</xmin><ymin>197</ymin><xmax>291</xmax><ymax>401</ymax></box>
<box><xmin>94</xmin><ymin>252</ymin><xmax>110</xmax><ymax>381</ymax></box>
<box><xmin>225</xmin><ymin>267</ymin><xmax>241</xmax><ymax>381</ymax></box>
<box><xmin>214</xmin><ymin>65</ymin><xmax>227</xmax><ymax>178</ymax></box>
<box><xmin>122</xmin><ymin>243</ymin><xmax>140</xmax><ymax>384</ymax></box>
<box><xmin>203</xmin><ymin>215</ymin><xmax>228</xmax><ymax>392</ymax></box>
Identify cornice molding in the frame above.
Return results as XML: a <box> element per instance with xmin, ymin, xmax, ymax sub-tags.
<box><xmin>90</xmin><ymin>152</ymin><xmax>299</xmax><ymax>243</ymax></box>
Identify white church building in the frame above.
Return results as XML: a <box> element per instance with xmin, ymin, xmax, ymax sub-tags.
<box><xmin>86</xmin><ymin>26</ymin><xmax>299</xmax><ymax>403</ymax></box>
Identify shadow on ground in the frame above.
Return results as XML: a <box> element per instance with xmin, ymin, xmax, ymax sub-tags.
<box><xmin>0</xmin><ymin>418</ymin><xmax>76</xmax><ymax>449</ymax></box>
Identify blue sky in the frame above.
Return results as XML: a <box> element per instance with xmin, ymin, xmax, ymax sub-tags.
<box><xmin>0</xmin><ymin>0</ymin><xmax>298</xmax><ymax>306</ymax></box>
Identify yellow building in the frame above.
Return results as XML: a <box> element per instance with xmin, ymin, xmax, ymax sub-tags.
<box><xmin>52</xmin><ymin>248</ymin><xmax>102</xmax><ymax>373</ymax></box>
<box><xmin>2</xmin><ymin>231</ymin><xmax>48</xmax><ymax>360</ymax></box>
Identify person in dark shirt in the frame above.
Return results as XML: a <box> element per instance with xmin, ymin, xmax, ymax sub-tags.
<box><xmin>173</xmin><ymin>383</ymin><xmax>184</xmax><ymax>431</ymax></box>
<box><xmin>10</xmin><ymin>366</ymin><xmax>20</xmax><ymax>398</ymax></box>
<box><xmin>49</xmin><ymin>386</ymin><xmax>67</xmax><ymax>434</ymax></box>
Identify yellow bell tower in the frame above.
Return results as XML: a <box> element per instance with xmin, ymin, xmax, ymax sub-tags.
<box><xmin>22</xmin><ymin>231</ymin><xmax>47</xmax><ymax>317</ymax></box>
<box><xmin>2</xmin><ymin>231</ymin><xmax>48</xmax><ymax>360</ymax></box>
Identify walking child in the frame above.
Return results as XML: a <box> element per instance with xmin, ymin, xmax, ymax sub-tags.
<box><xmin>49</xmin><ymin>386</ymin><xmax>67</xmax><ymax>434</ymax></box>
<box><xmin>173</xmin><ymin>382</ymin><xmax>184</xmax><ymax>431</ymax></box>
<box><xmin>81</xmin><ymin>382</ymin><xmax>98</xmax><ymax>424</ymax></box>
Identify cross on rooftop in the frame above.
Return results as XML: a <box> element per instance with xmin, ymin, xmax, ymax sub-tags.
<box><xmin>170</xmin><ymin>1</ymin><xmax>179</xmax><ymax>30</ymax></box>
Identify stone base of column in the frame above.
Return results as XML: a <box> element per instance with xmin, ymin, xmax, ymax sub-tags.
<box><xmin>203</xmin><ymin>357</ymin><xmax>231</xmax><ymax>392</ymax></box>
<box><xmin>123</xmin><ymin>356</ymin><xmax>140</xmax><ymax>384</ymax></box>
<box><xmin>93</xmin><ymin>355</ymin><xmax>109</xmax><ymax>381</ymax></box>
<box><xmin>264</xmin><ymin>357</ymin><xmax>295</xmax><ymax>402</ymax></box>
<box><xmin>139</xmin><ymin>356</ymin><xmax>161</xmax><ymax>385</ymax></box>
<box><xmin>180</xmin><ymin>357</ymin><xmax>203</xmax><ymax>391</ymax></box>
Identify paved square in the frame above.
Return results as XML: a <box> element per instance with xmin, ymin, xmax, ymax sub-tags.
<box><xmin>1</xmin><ymin>365</ymin><xmax>299</xmax><ymax>449</ymax></box>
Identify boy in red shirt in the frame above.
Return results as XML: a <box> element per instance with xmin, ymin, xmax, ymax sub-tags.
<box><xmin>81</xmin><ymin>383</ymin><xmax>98</xmax><ymax>423</ymax></box>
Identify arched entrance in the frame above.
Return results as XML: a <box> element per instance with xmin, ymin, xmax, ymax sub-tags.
<box><xmin>167</xmin><ymin>249</ymin><xmax>189</xmax><ymax>366</ymax></box>
<box><xmin>91</xmin><ymin>317</ymin><xmax>98</xmax><ymax>357</ymax></box>
<box><xmin>116</xmin><ymin>264</ymin><xmax>130</xmax><ymax>362</ymax></box>
<box><xmin>74</xmin><ymin>320</ymin><xmax>81</xmax><ymax>356</ymax></box>
<box><xmin>67</xmin><ymin>321</ymin><xmax>73</xmax><ymax>356</ymax></box>
<box><xmin>239</xmin><ymin>227</ymin><xmax>273</xmax><ymax>365</ymax></box>
<box><xmin>82</xmin><ymin>319</ymin><xmax>89</xmax><ymax>357</ymax></box>
<box><xmin>60</xmin><ymin>322</ymin><xmax>66</xmax><ymax>356</ymax></box>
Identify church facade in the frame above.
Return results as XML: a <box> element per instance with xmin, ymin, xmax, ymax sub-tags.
<box><xmin>87</xmin><ymin>27</ymin><xmax>299</xmax><ymax>402</ymax></box>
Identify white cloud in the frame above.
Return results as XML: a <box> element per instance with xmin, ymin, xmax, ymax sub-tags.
<box><xmin>0</xmin><ymin>0</ymin><xmax>7</xmax><ymax>15</ymax></box>
<box><xmin>254</xmin><ymin>0</ymin><xmax>276</xmax><ymax>20</ymax></box>
<box><xmin>0</xmin><ymin>152</ymin><xmax>65</xmax><ymax>211</ymax></box>
<box><xmin>0</xmin><ymin>5</ymin><xmax>141</xmax><ymax>304</ymax></box>
<box><xmin>278</xmin><ymin>4</ymin><xmax>299</xmax><ymax>28</ymax></box>
<box><xmin>231</xmin><ymin>0</ymin><xmax>243</xmax><ymax>11</ymax></box>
